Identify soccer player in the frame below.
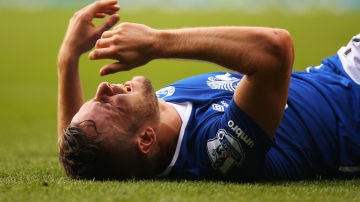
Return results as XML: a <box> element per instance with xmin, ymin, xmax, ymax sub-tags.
<box><xmin>57</xmin><ymin>0</ymin><xmax>360</xmax><ymax>180</ymax></box>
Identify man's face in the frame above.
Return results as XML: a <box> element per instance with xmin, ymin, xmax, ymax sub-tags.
<box><xmin>71</xmin><ymin>76</ymin><xmax>159</xmax><ymax>138</ymax></box>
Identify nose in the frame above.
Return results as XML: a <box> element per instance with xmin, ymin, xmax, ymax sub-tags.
<box><xmin>95</xmin><ymin>82</ymin><xmax>129</xmax><ymax>100</ymax></box>
<box><xmin>95</xmin><ymin>82</ymin><xmax>114</xmax><ymax>100</ymax></box>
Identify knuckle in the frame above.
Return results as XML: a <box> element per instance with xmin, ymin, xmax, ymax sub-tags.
<box><xmin>121</xmin><ymin>22</ymin><xmax>130</xmax><ymax>27</ymax></box>
<box><xmin>115</xmin><ymin>22</ymin><xmax>130</xmax><ymax>30</ymax></box>
<box><xmin>113</xmin><ymin>35</ymin><xmax>122</xmax><ymax>42</ymax></box>
<box><xmin>102</xmin><ymin>31</ymin><xmax>110</xmax><ymax>37</ymax></box>
<box><xmin>71</xmin><ymin>11</ymin><xmax>82</xmax><ymax>21</ymax></box>
<box><xmin>93</xmin><ymin>1</ymin><xmax>101</xmax><ymax>7</ymax></box>
<box><xmin>72</xmin><ymin>11</ymin><xmax>80</xmax><ymax>18</ymax></box>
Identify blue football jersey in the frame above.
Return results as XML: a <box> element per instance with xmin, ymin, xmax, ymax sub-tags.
<box><xmin>156</xmin><ymin>72</ymin><xmax>273</xmax><ymax>180</ymax></box>
<box><xmin>263</xmin><ymin>55</ymin><xmax>360</xmax><ymax>180</ymax></box>
<box><xmin>156</xmin><ymin>55</ymin><xmax>360</xmax><ymax>180</ymax></box>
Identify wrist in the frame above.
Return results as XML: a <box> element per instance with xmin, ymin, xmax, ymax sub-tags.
<box><xmin>152</xmin><ymin>29</ymin><xmax>174</xmax><ymax>59</ymax></box>
<box><xmin>59</xmin><ymin>41</ymin><xmax>82</xmax><ymax>58</ymax></box>
<box><xmin>57</xmin><ymin>45</ymin><xmax>80</xmax><ymax>75</ymax></box>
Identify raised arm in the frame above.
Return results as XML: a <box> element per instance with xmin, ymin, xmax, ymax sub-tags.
<box><xmin>57</xmin><ymin>0</ymin><xmax>120</xmax><ymax>138</ymax></box>
<box><xmin>89</xmin><ymin>24</ymin><xmax>294</xmax><ymax>137</ymax></box>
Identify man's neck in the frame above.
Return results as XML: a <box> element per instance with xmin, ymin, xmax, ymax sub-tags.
<box><xmin>155</xmin><ymin>99</ymin><xmax>182</xmax><ymax>174</ymax></box>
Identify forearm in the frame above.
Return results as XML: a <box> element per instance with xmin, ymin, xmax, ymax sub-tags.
<box><xmin>57</xmin><ymin>46</ymin><xmax>83</xmax><ymax>138</ymax></box>
<box><xmin>153</xmin><ymin>26</ymin><xmax>290</xmax><ymax>75</ymax></box>
<box><xmin>152</xmin><ymin>26</ymin><xmax>293</xmax><ymax>135</ymax></box>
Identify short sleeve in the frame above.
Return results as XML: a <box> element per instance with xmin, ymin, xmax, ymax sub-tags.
<box><xmin>206</xmin><ymin>99</ymin><xmax>273</xmax><ymax>180</ymax></box>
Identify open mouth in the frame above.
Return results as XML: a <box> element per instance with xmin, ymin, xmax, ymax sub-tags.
<box><xmin>108</xmin><ymin>82</ymin><xmax>133</xmax><ymax>95</ymax></box>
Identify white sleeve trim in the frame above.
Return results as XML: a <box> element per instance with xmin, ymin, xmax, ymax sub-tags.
<box><xmin>337</xmin><ymin>33</ymin><xmax>360</xmax><ymax>85</ymax></box>
<box><xmin>338</xmin><ymin>165</ymin><xmax>360</xmax><ymax>173</ymax></box>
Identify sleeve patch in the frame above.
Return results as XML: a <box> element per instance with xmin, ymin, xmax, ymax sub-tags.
<box><xmin>156</xmin><ymin>86</ymin><xmax>175</xmax><ymax>98</ymax></box>
<box><xmin>207</xmin><ymin>129</ymin><xmax>245</xmax><ymax>174</ymax></box>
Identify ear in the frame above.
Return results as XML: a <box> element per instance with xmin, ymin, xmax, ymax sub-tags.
<box><xmin>136</xmin><ymin>127</ymin><xmax>157</xmax><ymax>154</ymax></box>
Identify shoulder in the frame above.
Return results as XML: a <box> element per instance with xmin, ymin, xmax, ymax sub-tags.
<box><xmin>156</xmin><ymin>72</ymin><xmax>242</xmax><ymax>101</ymax></box>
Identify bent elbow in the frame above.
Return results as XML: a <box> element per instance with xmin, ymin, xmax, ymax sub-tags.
<box><xmin>269</xmin><ymin>28</ymin><xmax>295</xmax><ymax>75</ymax></box>
<box><xmin>245</xmin><ymin>28</ymin><xmax>294</xmax><ymax>77</ymax></box>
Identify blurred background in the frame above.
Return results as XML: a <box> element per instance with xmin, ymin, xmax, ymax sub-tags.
<box><xmin>0</xmin><ymin>0</ymin><xmax>359</xmax><ymax>175</ymax></box>
<box><xmin>1</xmin><ymin>0</ymin><xmax>360</xmax><ymax>13</ymax></box>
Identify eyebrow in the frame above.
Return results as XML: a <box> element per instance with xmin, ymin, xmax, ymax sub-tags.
<box><xmin>77</xmin><ymin>119</ymin><xmax>102</xmax><ymax>137</ymax></box>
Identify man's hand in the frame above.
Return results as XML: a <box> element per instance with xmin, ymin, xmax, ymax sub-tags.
<box><xmin>61</xmin><ymin>0</ymin><xmax>120</xmax><ymax>57</ymax></box>
<box><xmin>57</xmin><ymin>0</ymin><xmax>120</xmax><ymax>137</ymax></box>
<box><xmin>88</xmin><ymin>23</ymin><xmax>157</xmax><ymax>76</ymax></box>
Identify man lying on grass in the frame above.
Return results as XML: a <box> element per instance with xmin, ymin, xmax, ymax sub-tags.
<box><xmin>57</xmin><ymin>0</ymin><xmax>360</xmax><ymax>181</ymax></box>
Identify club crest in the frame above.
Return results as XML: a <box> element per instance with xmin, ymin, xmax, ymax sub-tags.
<box><xmin>206</xmin><ymin>73</ymin><xmax>240</xmax><ymax>92</ymax></box>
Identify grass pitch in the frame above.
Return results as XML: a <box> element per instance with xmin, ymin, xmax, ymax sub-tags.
<box><xmin>0</xmin><ymin>6</ymin><xmax>359</xmax><ymax>202</ymax></box>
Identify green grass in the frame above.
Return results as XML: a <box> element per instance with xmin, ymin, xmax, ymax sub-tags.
<box><xmin>0</xmin><ymin>7</ymin><xmax>359</xmax><ymax>202</ymax></box>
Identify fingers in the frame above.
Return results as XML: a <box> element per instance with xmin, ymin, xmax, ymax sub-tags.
<box><xmin>99</xmin><ymin>62</ymin><xmax>131</xmax><ymax>76</ymax></box>
<box><xmin>87</xmin><ymin>0</ymin><xmax>120</xmax><ymax>18</ymax></box>
<box><xmin>94</xmin><ymin>6</ymin><xmax>120</xmax><ymax>18</ymax></box>
<box><xmin>97</xmin><ymin>14</ymin><xmax>120</xmax><ymax>34</ymax></box>
<box><xmin>88</xmin><ymin>47</ymin><xmax>113</xmax><ymax>60</ymax></box>
<box><xmin>94</xmin><ymin>38</ymin><xmax>110</xmax><ymax>49</ymax></box>
<box><xmin>101</xmin><ymin>30</ymin><xmax>114</xmax><ymax>38</ymax></box>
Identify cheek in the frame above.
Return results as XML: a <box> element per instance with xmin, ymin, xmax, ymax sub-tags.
<box><xmin>133</xmin><ymin>96</ymin><xmax>158</xmax><ymax>119</ymax></box>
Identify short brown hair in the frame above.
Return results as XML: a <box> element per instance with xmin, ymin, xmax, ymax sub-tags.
<box><xmin>59</xmin><ymin>120</ymin><xmax>122</xmax><ymax>180</ymax></box>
